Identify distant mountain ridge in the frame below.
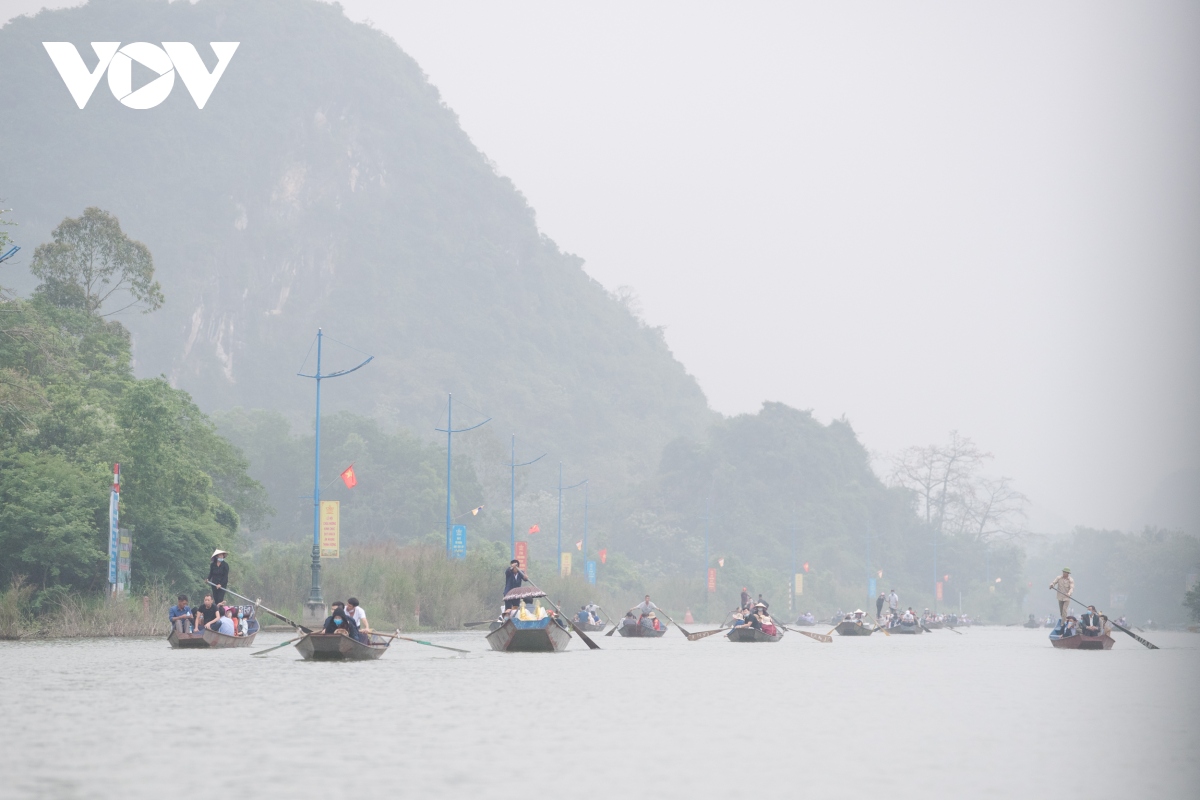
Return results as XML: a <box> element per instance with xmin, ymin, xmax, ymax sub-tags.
<box><xmin>0</xmin><ymin>0</ymin><xmax>714</xmax><ymax>486</ymax></box>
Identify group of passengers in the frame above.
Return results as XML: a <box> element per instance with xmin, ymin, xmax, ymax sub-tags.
<box><xmin>323</xmin><ymin>598</ymin><xmax>372</xmax><ymax>643</ymax></box>
<box><xmin>1057</xmin><ymin>605</ymin><xmax>1107</xmax><ymax>638</ymax></box>
<box><xmin>619</xmin><ymin>595</ymin><xmax>663</xmax><ymax>631</ymax></box>
<box><xmin>575</xmin><ymin>603</ymin><xmax>602</xmax><ymax>625</ymax></box>
<box><xmin>730</xmin><ymin>602</ymin><xmax>778</xmax><ymax>635</ymax></box>
<box><xmin>168</xmin><ymin>593</ymin><xmax>253</xmax><ymax>637</ymax></box>
<box><xmin>793</xmin><ymin>610</ymin><xmax>817</xmax><ymax>625</ymax></box>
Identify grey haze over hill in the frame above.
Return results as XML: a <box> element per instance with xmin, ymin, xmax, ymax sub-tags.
<box><xmin>0</xmin><ymin>0</ymin><xmax>714</xmax><ymax>488</ymax></box>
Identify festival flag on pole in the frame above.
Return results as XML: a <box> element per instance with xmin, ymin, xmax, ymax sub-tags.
<box><xmin>718</xmin><ymin>558</ymin><xmax>725</xmax><ymax>567</ymax></box>
<box><xmin>471</xmin><ymin>506</ymin><xmax>483</xmax><ymax>515</ymax></box>
<box><xmin>599</xmin><ymin>548</ymin><xmax>607</xmax><ymax>564</ymax></box>
<box><xmin>575</xmin><ymin>540</ymin><xmax>582</xmax><ymax>551</ymax></box>
<box><xmin>529</xmin><ymin>524</ymin><xmax>540</xmax><ymax>535</ymax></box>
<box><xmin>340</xmin><ymin>464</ymin><xmax>357</xmax><ymax>489</ymax></box>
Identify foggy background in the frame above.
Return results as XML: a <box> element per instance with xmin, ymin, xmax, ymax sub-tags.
<box><xmin>3</xmin><ymin>0</ymin><xmax>1198</xmax><ymax>533</ymax></box>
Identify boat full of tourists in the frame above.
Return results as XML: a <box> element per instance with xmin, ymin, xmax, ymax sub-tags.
<box><xmin>168</xmin><ymin>604</ymin><xmax>259</xmax><ymax>649</ymax></box>
<box><xmin>486</xmin><ymin>587</ymin><xmax>573</xmax><ymax>652</ymax></box>
<box><xmin>1049</xmin><ymin>618</ymin><xmax>1115</xmax><ymax>650</ymax></box>
<box><xmin>834</xmin><ymin>611</ymin><xmax>875</xmax><ymax>636</ymax></box>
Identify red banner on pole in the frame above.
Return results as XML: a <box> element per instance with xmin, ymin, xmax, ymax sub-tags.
<box><xmin>936</xmin><ymin>581</ymin><xmax>944</xmax><ymax>601</ymax></box>
<box><xmin>515</xmin><ymin>541</ymin><xmax>528</xmax><ymax>571</ymax></box>
<box><xmin>707</xmin><ymin>568</ymin><xmax>716</xmax><ymax>593</ymax></box>
<box><xmin>599</xmin><ymin>548</ymin><xmax>607</xmax><ymax>564</ymax></box>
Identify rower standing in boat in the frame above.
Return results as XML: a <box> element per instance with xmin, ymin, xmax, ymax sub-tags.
<box><xmin>888</xmin><ymin>589</ymin><xmax>899</xmax><ymax>616</ymax></box>
<box><xmin>207</xmin><ymin>549</ymin><xmax>230</xmax><ymax>603</ymax></box>
<box><xmin>1049</xmin><ymin>568</ymin><xmax>1074</xmax><ymax>622</ymax></box>
<box><xmin>629</xmin><ymin>595</ymin><xmax>661</xmax><ymax>630</ymax></box>
<box><xmin>740</xmin><ymin>587</ymin><xmax>751</xmax><ymax>610</ymax></box>
<box><xmin>876</xmin><ymin>592</ymin><xmax>886</xmax><ymax>619</ymax></box>
<box><xmin>504</xmin><ymin>560</ymin><xmax>529</xmax><ymax>611</ymax></box>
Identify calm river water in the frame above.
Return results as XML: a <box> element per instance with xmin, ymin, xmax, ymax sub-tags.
<box><xmin>2</xmin><ymin>626</ymin><xmax>1197</xmax><ymax>799</ymax></box>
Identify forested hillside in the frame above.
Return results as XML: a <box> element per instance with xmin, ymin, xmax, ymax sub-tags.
<box><xmin>0</xmin><ymin>0</ymin><xmax>714</xmax><ymax>488</ymax></box>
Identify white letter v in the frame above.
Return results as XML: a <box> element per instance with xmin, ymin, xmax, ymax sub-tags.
<box><xmin>43</xmin><ymin>42</ymin><xmax>120</xmax><ymax>109</ymax></box>
<box><xmin>163</xmin><ymin>42</ymin><xmax>240</xmax><ymax>109</ymax></box>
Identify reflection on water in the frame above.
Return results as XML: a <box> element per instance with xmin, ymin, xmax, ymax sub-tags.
<box><xmin>2</xmin><ymin>628</ymin><xmax>1198</xmax><ymax>799</ymax></box>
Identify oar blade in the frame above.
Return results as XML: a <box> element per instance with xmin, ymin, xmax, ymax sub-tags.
<box><xmin>1112</xmin><ymin>622</ymin><xmax>1159</xmax><ymax>650</ymax></box>
<box><xmin>685</xmin><ymin>628</ymin><xmax>727</xmax><ymax>641</ymax></box>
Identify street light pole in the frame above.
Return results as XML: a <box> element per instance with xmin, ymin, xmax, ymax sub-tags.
<box><xmin>508</xmin><ymin>435</ymin><xmax>545</xmax><ymax>560</ymax></box>
<box><xmin>435</xmin><ymin>393</ymin><xmax>490</xmax><ymax>559</ymax></box>
<box><xmin>297</xmin><ymin>329</ymin><xmax>372</xmax><ymax>624</ymax></box>
<box><xmin>556</xmin><ymin>462</ymin><xmax>586</xmax><ymax>575</ymax></box>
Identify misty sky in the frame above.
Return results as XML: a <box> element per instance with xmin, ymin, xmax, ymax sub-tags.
<box><xmin>4</xmin><ymin>0</ymin><xmax>1198</xmax><ymax>531</ymax></box>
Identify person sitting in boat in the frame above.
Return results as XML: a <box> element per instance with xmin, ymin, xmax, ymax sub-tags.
<box><xmin>346</xmin><ymin>597</ymin><xmax>370</xmax><ymax>634</ymax></box>
<box><xmin>1115</xmin><ymin>616</ymin><xmax>1128</xmax><ymax>628</ymax></box>
<box><xmin>192</xmin><ymin>594</ymin><xmax>219</xmax><ymax>632</ymax></box>
<box><xmin>206</xmin><ymin>606</ymin><xmax>237</xmax><ymax>637</ymax></box>
<box><xmin>621</xmin><ymin>611</ymin><xmax>638</xmax><ymax>628</ymax></box>
<box><xmin>585</xmin><ymin>602</ymin><xmax>601</xmax><ymax>623</ymax></box>
<box><xmin>759</xmin><ymin>608</ymin><xmax>778</xmax><ymax>637</ymax></box>
<box><xmin>901</xmin><ymin>608</ymin><xmax>916</xmax><ymax>625</ymax></box>
<box><xmin>323</xmin><ymin>606</ymin><xmax>363</xmax><ymax>640</ymax></box>
<box><xmin>1080</xmin><ymin>606</ymin><xmax>1104</xmax><ymax>637</ymax></box>
<box><xmin>796</xmin><ymin>611</ymin><xmax>816</xmax><ymax>625</ymax></box>
<box><xmin>168</xmin><ymin>594</ymin><xmax>193</xmax><ymax>633</ymax></box>
<box><xmin>503</xmin><ymin>560</ymin><xmax>529</xmax><ymax>610</ymax></box>
<box><xmin>1061</xmin><ymin>616</ymin><xmax>1078</xmax><ymax>636</ymax></box>
<box><xmin>747</xmin><ymin>603</ymin><xmax>767</xmax><ymax>630</ymax></box>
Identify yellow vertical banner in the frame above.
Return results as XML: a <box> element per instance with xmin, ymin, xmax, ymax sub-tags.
<box><xmin>560</xmin><ymin>552</ymin><xmax>572</xmax><ymax>578</ymax></box>
<box><xmin>320</xmin><ymin>500</ymin><xmax>340</xmax><ymax>558</ymax></box>
<box><xmin>794</xmin><ymin>574</ymin><xmax>803</xmax><ymax>596</ymax></box>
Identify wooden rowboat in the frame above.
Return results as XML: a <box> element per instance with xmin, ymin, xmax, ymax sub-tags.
<box><xmin>726</xmin><ymin>625</ymin><xmax>784</xmax><ymax>643</ymax></box>
<box><xmin>889</xmin><ymin>621</ymin><xmax>923</xmax><ymax>634</ymax></box>
<box><xmin>573</xmin><ymin>619</ymin><xmax>606</xmax><ymax>632</ymax></box>
<box><xmin>486</xmin><ymin>616</ymin><xmax>572</xmax><ymax>652</ymax></box>
<box><xmin>168</xmin><ymin>618</ymin><xmax>259</xmax><ymax>649</ymax></box>
<box><xmin>295</xmin><ymin>632</ymin><xmax>390</xmax><ymax>661</ymax></box>
<box><xmin>923</xmin><ymin>620</ymin><xmax>944</xmax><ymax>629</ymax></box>
<box><xmin>1050</xmin><ymin>630</ymin><xmax>1115</xmax><ymax>650</ymax></box>
<box><xmin>834</xmin><ymin>620</ymin><xmax>874</xmax><ymax>637</ymax></box>
<box><xmin>616</xmin><ymin>621</ymin><xmax>668</xmax><ymax>637</ymax></box>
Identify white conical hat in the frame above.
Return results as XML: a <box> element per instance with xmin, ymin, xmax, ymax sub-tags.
<box><xmin>211</xmin><ymin>549</ymin><xmax>228</xmax><ymax>558</ymax></box>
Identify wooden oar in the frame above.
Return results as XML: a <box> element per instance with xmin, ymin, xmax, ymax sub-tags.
<box><xmin>873</xmin><ymin>616</ymin><xmax>891</xmax><ymax>637</ymax></box>
<box><xmin>463</xmin><ymin>620</ymin><xmax>497</xmax><ymax>628</ymax></box>
<box><xmin>942</xmin><ymin>625</ymin><xmax>964</xmax><ymax>635</ymax></box>
<box><xmin>653</xmin><ymin>607</ymin><xmax>693</xmax><ymax>638</ymax></box>
<box><xmin>253</xmin><ymin>632</ymin><xmax>311</xmax><ymax>656</ymax></box>
<box><xmin>779</xmin><ymin>625</ymin><xmax>832</xmax><ymax>643</ymax></box>
<box><xmin>685</xmin><ymin>627</ymin><xmax>729</xmax><ymax>641</ymax></box>
<box><xmin>521</xmin><ymin>581</ymin><xmax>601</xmax><ymax>650</ymax></box>
<box><xmin>1068</xmin><ymin>598</ymin><xmax>1158</xmax><ymax>650</ymax></box>
<box><xmin>205</xmin><ymin>580</ymin><xmax>313</xmax><ymax>633</ymax></box>
<box><xmin>373</xmin><ymin>629</ymin><xmax>469</xmax><ymax>654</ymax></box>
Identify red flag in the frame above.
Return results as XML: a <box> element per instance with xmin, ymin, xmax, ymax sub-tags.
<box><xmin>803</xmin><ymin>562</ymin><xmax>810</xmax><ymax>573</ymax></box>
<box><xmin>340</xmin><ymin>465</ymin><xmax>357</xmax><ymax>489</ymax></box>
<box><xmin>529</xmin><ymin>524</ymin><xmax>539</xmax><ymax>535</ymax></box>
<box><xmin>599</xmin><ymin>548</ymin><xmax>607</xmax><ymax>564</ymax></box>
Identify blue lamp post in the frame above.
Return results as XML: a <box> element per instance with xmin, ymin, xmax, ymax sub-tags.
<box><xmin>297</xmin><ymin>329</ymin><xmax>372</xmax><ymax>622</ymax></box>
<box><xmin>435</xmin><ymin>394</ymin><xmax>490</xmax><ymax>559</ymax></box>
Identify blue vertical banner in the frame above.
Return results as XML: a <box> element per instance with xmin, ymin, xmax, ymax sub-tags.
<box><xmin>586</xmin><ymin>559</ymin><xmax>597</xmax><ymax>585</ymax></box>
<box><xmin>108</xmin><ymin>463</ymin><xmax>120</xmax><ymax>590</ymax></box>
<box><xmin>450</xmin><ymin>525</ymin><xmax>467</xmax><ymax>559</ymax></box>
<box><xmin>868</xmin><ymin>577</ymin><xmax>877</xmax><ymax>600</ymax></box>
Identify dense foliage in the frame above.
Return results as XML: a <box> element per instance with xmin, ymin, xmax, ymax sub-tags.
<box><xmin>0</xmin><ymin>284</ymin><xmax>266</xmax><ymax>594</ymax></box>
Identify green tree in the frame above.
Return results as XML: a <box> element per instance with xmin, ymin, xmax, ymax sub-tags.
<box><xmin>1185</xmin><ymin>580</ymin><xmax>1200</xmax><ymax>622</ymax></box>
<box><xmin>30</xmin><ymin>207</ymin><xmax>163</xmax><ymax>315</ymax></box>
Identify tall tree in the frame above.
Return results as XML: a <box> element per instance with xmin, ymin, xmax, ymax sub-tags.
<box><xmin>30</xmin><ymin>207</ymin><xmax>163</xmax><ymax>315</ymax></box>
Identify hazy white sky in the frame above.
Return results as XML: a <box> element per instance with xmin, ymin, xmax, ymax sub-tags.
<box><xmin>5</xmin><ymin>0</ymin><xmax>1198</xmax><ymax>531</ymax></box>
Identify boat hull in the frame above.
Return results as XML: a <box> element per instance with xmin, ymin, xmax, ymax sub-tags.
<box><xmin>616</xmin><ymin>622</ymin><xmax>668</xmax><ymax>638</ymax></box>
<box><xmin>167</xmin><ymin>631</ymin><xmax>209</xmax><ymax>649</ymax></box>
<box><xmin>1050</xmin><ymin>632</ymin><xmax>1115</xmax><ymax>650</ymax></box>
<box><xmin>296</xmin><ymin>632</ymin><xmax>390</xmax><ymax>661</ymax></box>
<box><xmin>573</xmin><ymin>620</ymin><xmax>606</xmax><ymax>632</ymax></box>
<box><xmin>889</xmin><ymin>623</ymin><xmax>923</xmax><ymax>634</ymax></box>
<box><xmin>834</xmin><ymin>621</ymin><xmax>874</xmax><ymax>636</ymax></box>
<box><xmin>486</xmin><ymin>617</ymin><xmax>572</xmax><ymax>652</ymax></box>
<box><xmin>726</xmin><ymin>626</ymin><xmax>783</xmax><ymax>643</ymax></box>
